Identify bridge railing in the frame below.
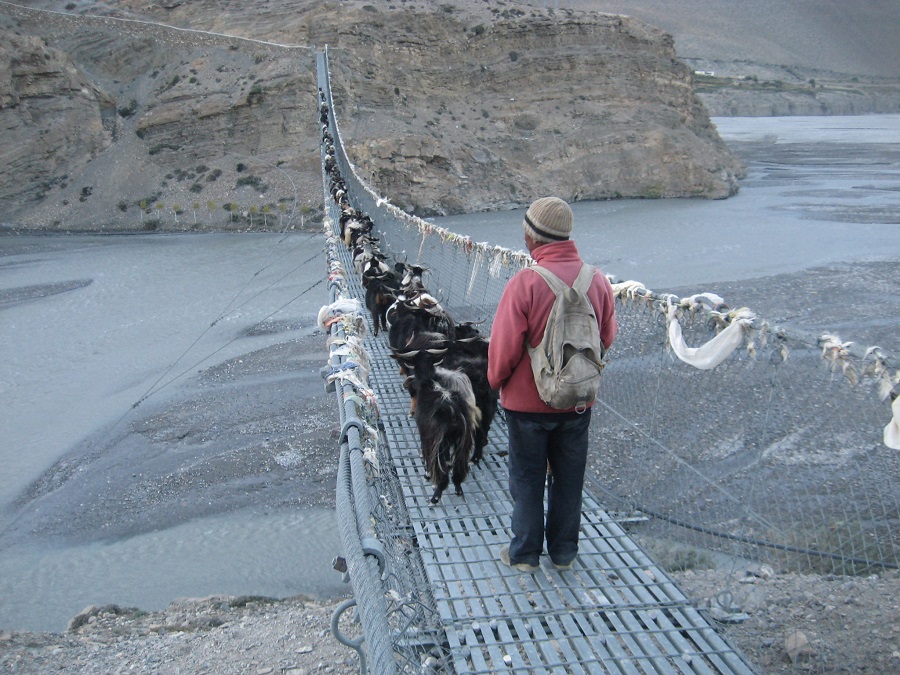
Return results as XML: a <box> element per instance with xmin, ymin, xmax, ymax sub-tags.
<box><xmin>319</xmin><ymin>51</ymin><xmax>457</xmax><ymax>674</ymax></box>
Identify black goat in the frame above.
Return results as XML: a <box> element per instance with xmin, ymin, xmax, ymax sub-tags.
<box><xmin>386</xmin><ymin>292</ymin><xmax>455</xmax><ymax>352</ymax></box>
<box><xmin>364</xmin><ymin>267</ymin><xmax>399</xmax><ymax>336</ymax></box>
<box><xmin>441</xmin><ymin>324</ymin><xmax>496</xmax><ymax>465</ymax></box>
<box><xmin>392</xmin><ymin>347</ymin><xmax>481</xmax><ymax>504</ymax></box>
<box><xmin>400</xmin><ymin>328</ymin><xmax>496</xmax><ymax>466</ymax></box>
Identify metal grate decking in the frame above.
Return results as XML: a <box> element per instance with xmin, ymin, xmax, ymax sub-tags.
<box><xmin>332</xmin><ymin>242</ymin><xmax>758</xmax><ymax>674</ymax></box>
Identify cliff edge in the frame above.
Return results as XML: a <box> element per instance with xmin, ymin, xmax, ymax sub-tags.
<box><xmin>0</xmin><ymin>0</ymin><xmax>747</xmax><ymax>229</ymax></box>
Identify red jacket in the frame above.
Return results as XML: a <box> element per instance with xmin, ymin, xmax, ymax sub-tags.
<box><xmin>487</xmin><ymin>239</ymin><xmax>617</xmax><ymax>413</ymax></box>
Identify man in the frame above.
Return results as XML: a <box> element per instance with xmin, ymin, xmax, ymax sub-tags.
<box><xmin>488</xmin><ymin>196</ymin><xmax>617</xmax><ymax>572</ymax></box>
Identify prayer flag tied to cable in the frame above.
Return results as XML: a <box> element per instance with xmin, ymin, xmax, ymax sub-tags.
<box><xmin>885</xmin><ymin>395</ymin><xmax>900</xmax><ymax>450</ymax></box>
<box><xmin>665</xmin><ymin>301</ymin><xmax>756</xmax><ymax>371</ymax></box>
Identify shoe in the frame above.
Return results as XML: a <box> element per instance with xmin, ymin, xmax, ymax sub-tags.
<box><xmin>552</xmin><ymin>558</ymin><xmax>575</xmax><ymax>570</ymax></box>
<box><xmin>499</xmin><ymin>546</ymin><xmax>540</xmax><ymax>573</ymax></box>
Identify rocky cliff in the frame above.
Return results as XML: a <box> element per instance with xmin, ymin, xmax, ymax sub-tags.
<box><xmin>688</xmin><ymin>62</ymin><xmax>900</xmax><ymax>118</ymax></box>
<box><xmin>0</xmin><ymin>1</ymin><xmax>751</xmax><ymax>229</ymax></box>
<box><xmin>699</xmin><ymin>83</ymin><xmax>900</xmax><ymax>118</ymax></box>
<box><xmin>1</xmin><ymin>32</ymin><xmax>118</xmax><ymax>217</ymax></box>
<box><xmin>564</xmin><ymin>0</ymin><xmax>900</xmax><ymax>116</ymax></box>
<box><xmin>325</xmin><ymin>6</ymin><xmax>744</xmax><ymax>216</ymax></box>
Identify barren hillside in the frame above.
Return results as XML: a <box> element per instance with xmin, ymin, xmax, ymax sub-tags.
<box><xmin>1</xmin><ymin>0</ymin><xmax>743</xmax><ymax>228</ymax></box>
<box><xmin>574</xmin><ymin>0</ymin><xmax>899</xmax><ymax>78</ymax></box>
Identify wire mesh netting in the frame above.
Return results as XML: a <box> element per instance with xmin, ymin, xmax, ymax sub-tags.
<box><xmin>344</xmin><ymin>178</ymin><xmax>899</xmax><ymax>577</ymax></box>
<box><xmin>589</xmin><ymin>296</ymin><xmax>898</xmax><ymax>576</ymax></box>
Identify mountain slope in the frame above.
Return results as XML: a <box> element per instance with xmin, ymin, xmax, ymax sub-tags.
<box><xmin>568</xmin><ymin>0</ymin><xmax>899</xmax><ymax>78</ymax></box>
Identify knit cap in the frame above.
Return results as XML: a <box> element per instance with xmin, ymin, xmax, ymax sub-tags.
<box><xmin>523</xmin><ymin>197</ymin><xmax>573</xmax><ymax>243</ymax></box>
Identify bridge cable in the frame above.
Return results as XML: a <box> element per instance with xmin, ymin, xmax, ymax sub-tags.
<box><xmin>133</xmin><ymin>247</ymin><xmax>325</xmax><ymax>408</ymax></box>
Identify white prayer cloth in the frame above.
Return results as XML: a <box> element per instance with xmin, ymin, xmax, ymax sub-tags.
<box><xmin>317</xmin><ymin>298</ymin><xmax>363</xmax><ymax>328</ymax></box>
<box><xmin>884</xmin><ymin>396</ymin><xmax>900</xmax><ymax>450</ymax></box>
<box><xmin>666</xmin><ymin>304</ymin><xmax>750</xmax><ymax>370</ymax></box>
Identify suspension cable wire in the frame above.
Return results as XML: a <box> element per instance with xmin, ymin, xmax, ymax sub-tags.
<box><xmin>0</xmin><ymin>240</ymin><xmax>323</xmax><ymax>538</ymax></box>
<box><xmin>19</xmin><ymin>265</ymin><xmax>326</xmax><ymax>541</ymax></box>
<box><xmin>56</xmin><ymin>192</ymin><xmax>315</xmax><ymax>452</ymax></box>
<box><xmin>128</xmin><ymin>234</ymin><xmax>316</xmax><ymax>406</ymax></box>
<box><xmin>208</xmin><ymin>235</ymin><xmax>322</xmax><ymax>326</ymax></box>
<box><xmin>190</xmin><ymin>155</ymin><xmax>304</xmax><ymax>323</ymax></box>
<box><xmin>134</xmin><ymin>254</ymin><xmax>325</xmax><ymax>407</ymax></box>
<box><xmin>128</xmin><ymin>151</ymin><xmax>308</xmax><ymax>407</ymax></box>
<box><xmin>147</xmin><ymin>275</ymin><xmax>324</xmax><ymax>391</ymax></box>
<box><xmin>0</xmin><ymin>0</ymin><xmax>316</xmax><ymax>51</ymax></box>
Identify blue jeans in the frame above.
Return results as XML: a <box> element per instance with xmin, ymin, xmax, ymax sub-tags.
<box><xmin>505</xmin><ymin>408</ymin><xmax>592</xmax><ymax>566</ymax></box>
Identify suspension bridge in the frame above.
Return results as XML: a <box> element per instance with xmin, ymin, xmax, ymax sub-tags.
<box><xmin>0</xmin><ymin>3</ymin><xmax>895</xmax><ymax>671</ymax></box>
<box><xmin>316</xmin><ymin>50</ymin><xmax>708</xmax><ymax>675</ymax></box>
<box><xmin>314</xmin><ymin>47</ymin><xmax>898</xmax><ymax>673</ymax></box>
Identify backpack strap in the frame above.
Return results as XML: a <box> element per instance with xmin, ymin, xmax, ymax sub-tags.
<box><xmin>532</xmin><ymin>263</ymin><xmax>605</xmax><ymax>358</ymax></box>
<box><xmin>530</xmin><ymin>263</ymin><xmax>595</xmax><ymax>295</ymax></box>
<box><xmin>529</xmin><ymin>264</ymin><xmax>567</xmax><ymax>296</ymax></box>
<box><xmin>572</xmin><ymin>263</ymin><xmax>595</xmax><ymax>295</ymax></box>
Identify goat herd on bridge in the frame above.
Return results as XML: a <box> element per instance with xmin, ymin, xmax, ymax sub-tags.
<box><xmin>320</xmin><ymin>92</ymin><xmax>499</xmax><ymax>505</ymax></box>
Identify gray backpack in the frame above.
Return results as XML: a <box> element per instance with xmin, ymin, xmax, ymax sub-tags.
<box><xmin>527</xmin><ymin>264</ymin><xmax>607</xmax><ymax>410</ymax></box>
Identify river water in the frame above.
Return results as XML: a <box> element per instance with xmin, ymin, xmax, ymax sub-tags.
<box><xmin>0</xmin><ymin>233</ymin><xmax>348</xmax><ymax>631</ymax></box>
<box><xmin>1</xmin><ymin>115</ymin><xmax>898</xmax><ymax>632</ymax></box>
<box><xmin>430</xmin><ymin>115</ymin><xmax>900</xmax><ymax>289</ymax></box>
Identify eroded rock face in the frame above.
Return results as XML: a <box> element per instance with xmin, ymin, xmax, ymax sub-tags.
<box><xmin>0</xmin><ymin>34</ymin><xmax>116</xmax><ymax>213</ymax></box>
<box><xmin>328</xmin><ymin>9</ymin><xmax>743</xmax><ymax>216</ymax></box>
<box><xmin>0</xmin><ymin>3</ymin><xmax>323</xmax><ymax>231</ymax></box>
<box><xmin>701</xmin><ymin>88</ymin><xmax>900</xmax><ymax>117</ymax></box>
<box><xmin>1</xmin><ymin>1</ymin><xmax>743</xmax><ymax>230</ymax></box>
